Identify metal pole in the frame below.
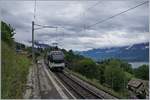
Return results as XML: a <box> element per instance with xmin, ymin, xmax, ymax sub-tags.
<box><xmin>32</xmin><ymin>21</ymin><xmax>34</xmax><ymax>62</ymax></box>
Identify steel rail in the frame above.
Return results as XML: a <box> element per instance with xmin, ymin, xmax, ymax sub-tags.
<box><xmin>56</xmin><ymin>72</ymin><xmax>103</xmax><ymax>99</ymax></box>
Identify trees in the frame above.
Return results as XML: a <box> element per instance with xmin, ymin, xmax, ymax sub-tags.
<box><xmin>133</xmin><ymin>64</ymin><xmax>149</xmax><ymax>80</ymax></box>
<box><xmin>73</xmin><ymin>58</ymin><xmax>99</xmax><ymax>79</ymax></box>
<box><xmin>120</xmin><ymin>62</ymin><xmax>133</xmax><ymax>74</ymax></box>
<box><xmin>64</xmin><ymin>49</ymin><xmax>85</xmax><ymax>69</ymax></box>
<box><xmin>96</xmin><ymin>64</ymin><xmax>105</xmax><ymax>84</ymax></box>
<box><xmin>1</xmin><ymin>21</ymin><xmax>15</xmax><ymax>46</ymax></box>
<box><xmin>65</xmin><ymin>50</ymin><xmax>75</xmax><ymax>62</ymax></box>
<box><xmin>104</xmin><ymin>60</ymin><xmax>127</xmax><ymax>91</ymax></box>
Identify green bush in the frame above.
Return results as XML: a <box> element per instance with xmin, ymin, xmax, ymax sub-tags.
<box><xmin>133</xmin><ymin>64</ymin><xmax>149</xmax><ymax>80</ymax></box>
<box><xmin>73</xmin><ymin>58</ymin><xmax>99</xmax><ymax>79</ymax></box>
<box><xmin>120</xmin><ymin>62</ymin><xmax>133</xmax><ymax>74</ymax></box>
<box><xmin>104</xmin><ymin>60</ymin><xmax>127</xmax><ymax>91</ymax></box>
<box><xmin>96</xmin><ymin>64</ymin><xmax>105</xmax><ymax>84</ymax></box>
<box><xmin>100</xmin><ymin>59</ymin><xmax>133</xmax><ymax>74</ymax></box>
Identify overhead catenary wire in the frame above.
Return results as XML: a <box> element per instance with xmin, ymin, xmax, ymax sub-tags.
<box><xmin>86</xmin><ymin>0</ymin><xmax>103</xmax><ymax>11</ymax></box>
<box><xmin>34</xmin><ymin>24</ymin><xmax>57</xmax><ymax>28</ymax></box>
<box><xmin>86</xmin><ymin>1</ymin><xmax>149</xmax><ymax>29</ymax></box>
<box><xmin>82</xmin><ymin>0</ymin><xmax>103</xmax><ymax>32</ymax></box>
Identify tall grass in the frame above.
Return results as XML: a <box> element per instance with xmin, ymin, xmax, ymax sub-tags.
<box><xmin>1</xmin><ymin>41</ymin><xmax>31</xmax><ymax>98</ymax></box>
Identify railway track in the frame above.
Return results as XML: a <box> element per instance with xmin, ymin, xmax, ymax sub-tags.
<box><xmin>55</xmin><ymin>71</ymin><xmax>103</xmax><ymax>99</ymax></box>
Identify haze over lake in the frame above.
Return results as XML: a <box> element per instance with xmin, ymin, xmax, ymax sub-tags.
<box><xmin>129</xmin><ymin>62</ymin><xmax>149</xmax><ymax>68</ymax></box>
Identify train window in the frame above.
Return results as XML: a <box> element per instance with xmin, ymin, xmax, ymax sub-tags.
<box><xmin>48</xmin><ymin>51</ymin><xmax>64</xmax><ymax>61</ymax></box>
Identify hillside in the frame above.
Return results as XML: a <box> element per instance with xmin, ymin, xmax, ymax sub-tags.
<box><xmin>79</xmin><ymin>42</ymin><xmax>149</xmax><ymax>62</ymax></box>
<box><xmin>1</xmin><ymin>41</ymin><xmax>31</xmax><ymax>98</ymax></box>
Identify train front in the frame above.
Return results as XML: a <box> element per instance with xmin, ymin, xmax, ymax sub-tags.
<box><xmin>48</xmin><ymin>50</ymin><xmax>65</xmax><ymax>70</ymax></box>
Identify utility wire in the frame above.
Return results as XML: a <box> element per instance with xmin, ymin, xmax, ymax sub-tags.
<box><xmin>82</xmin><ymin>1</ymin><xmax>103</xmax><ymax>31</ymax></box>
<box><xmin>86</xmin><ymin>0</ymin><xmax>103</xmax><ymax>11</ymax></box>
<box><xmin>33</xmin><ymin>0</ymin><xmax>36</xmax><ymax>21</ymax></box>
<box><xmin>87</xmin><ymin>1</ymin><xmax>148</xmax><ymax>29</ymax></box>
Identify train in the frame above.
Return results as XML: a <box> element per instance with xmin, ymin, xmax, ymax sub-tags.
<box><xmin>45</xmin><ymin>50</ymin><xmax>65</xmax><ymax>71</ymax></box>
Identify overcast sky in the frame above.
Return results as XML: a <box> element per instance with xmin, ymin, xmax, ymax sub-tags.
<box><xmin>1</xmin><ymin>0</ymin><xmax>149</xmax><ymax>51</ymax></box>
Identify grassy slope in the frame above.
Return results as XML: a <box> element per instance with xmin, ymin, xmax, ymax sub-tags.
<box><xmin>1</xmin><ymin>41</ymin><xmax>31</xmax><ymax>99</ymax></box>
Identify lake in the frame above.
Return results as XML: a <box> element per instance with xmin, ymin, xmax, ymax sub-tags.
<box><xmin>129</xmin><ymin>62</ymin><xmax>149</xmax><ymax>68</ymax></box>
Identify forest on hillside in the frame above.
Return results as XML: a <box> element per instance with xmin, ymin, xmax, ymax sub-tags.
<box><xmin>63</xmin><ymin>49</ymin><xmax>149</xmax><ymax>98</ymax></box>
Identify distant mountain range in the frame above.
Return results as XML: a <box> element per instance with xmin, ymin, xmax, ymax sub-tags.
<box><xmin>78</xmin><ymin>42</ymin><xmax>149</xmax><ymax>62</ymax></box>
<box><xmin>28</xmin><ymin>41</ymin><xmax>51</xmax><ymax>48</ymax></box>
<box><xmin>34</xmin><ymin>42</ymin><xmax>50</xmax><ymax>48</ymax></box>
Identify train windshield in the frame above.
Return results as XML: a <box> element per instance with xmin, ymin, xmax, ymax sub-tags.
<box><xmin>50</xmin><ymin>51</ymin><xmax>64</xmax><ymax>61</ymax></box>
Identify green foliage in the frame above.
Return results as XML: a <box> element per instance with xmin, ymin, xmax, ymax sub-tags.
<box><xmin>99</xmin><ymin>58</ymin><xmax>133</xmax><ymax>74</ymax></box>
<box><xmin>104</xmin><ymin>60</ymin><xmax>127</xmax><ymax>91</ymax></box>
<box><xmin>63</xmin><ymin>50</ymin><xmax>138</xmax><ymax>98</ymax></box>
<box><xmin>65</xmin><ymin>50</ymin><xmax>83</xmax><ymax>61</ymax></box>
<box><xmin>1</xmin><ymin>21</ymin><xmax>15</xmax><ymax>46</ymax></box>
<box><xmin>98</xmin><ymin>59</ymin><xmax>132</xmax><ymax>90</ymax></box>
<box><xmin>73</xmin><ymin>59</ymin><xmax>99</xmax><ymax>79</ymax></box>
<box><xmin>64</xmin><ymin>49</ymin><xmax>84</xmax><ymax>69</ymax></box>
<box><xmin>65</xmin><ymin>52</ymin><xmax>130</xmax><ymax>92</ymax></box>
<box><xmin>64</xmin><ymin>50</ymin><xmax>149</xmax><ymax>98</ymax></box>
<box><xmin>65</xmin><ymin>50</ymin><xmax>75</xmax><ymax>62</ymax></box>
<box><xmin>124</xmin><ymin>72</ymin><xmax>135</xmax><ymax>81</ymax></box>
<box><xmin>120</xmin><ymin>62</ymin><xmax>133</xmax><ymax>74</ymax></box>
<box><xmin>133</xmin><ymin>64</ymin><xmax>149</xmax><ymax>80</ymax></box>
<box><xmin>96</xmin><ymin>64</ymin><xmax>105</xmax><ymax>84</ymax></box>
<box><xmin>1</xmin><ymin>42</ymin><xmax>31</xmax><ymax>98</ymax></box>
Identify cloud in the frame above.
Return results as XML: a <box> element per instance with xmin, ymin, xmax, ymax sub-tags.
<box><xmin>1</xmin><ymin>0</ymin><xmax>149</xmax><ymax>51</ymax></box>
<box><xmin>62</xmin><ymin>31</ymin><xmax>149</xmax><ymax>51</ymax></box>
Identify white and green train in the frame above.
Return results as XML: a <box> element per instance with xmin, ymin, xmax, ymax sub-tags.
<box><xmin>46</xmin><ymin>50</ymin><xmax>65</xmax><ymax>70</ymax></box>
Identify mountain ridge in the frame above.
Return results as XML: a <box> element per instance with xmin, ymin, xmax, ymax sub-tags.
<box><xmin>78</xmin><ymin>42</ymin><xmax>149</xmax><ymax>62</ymax></box>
